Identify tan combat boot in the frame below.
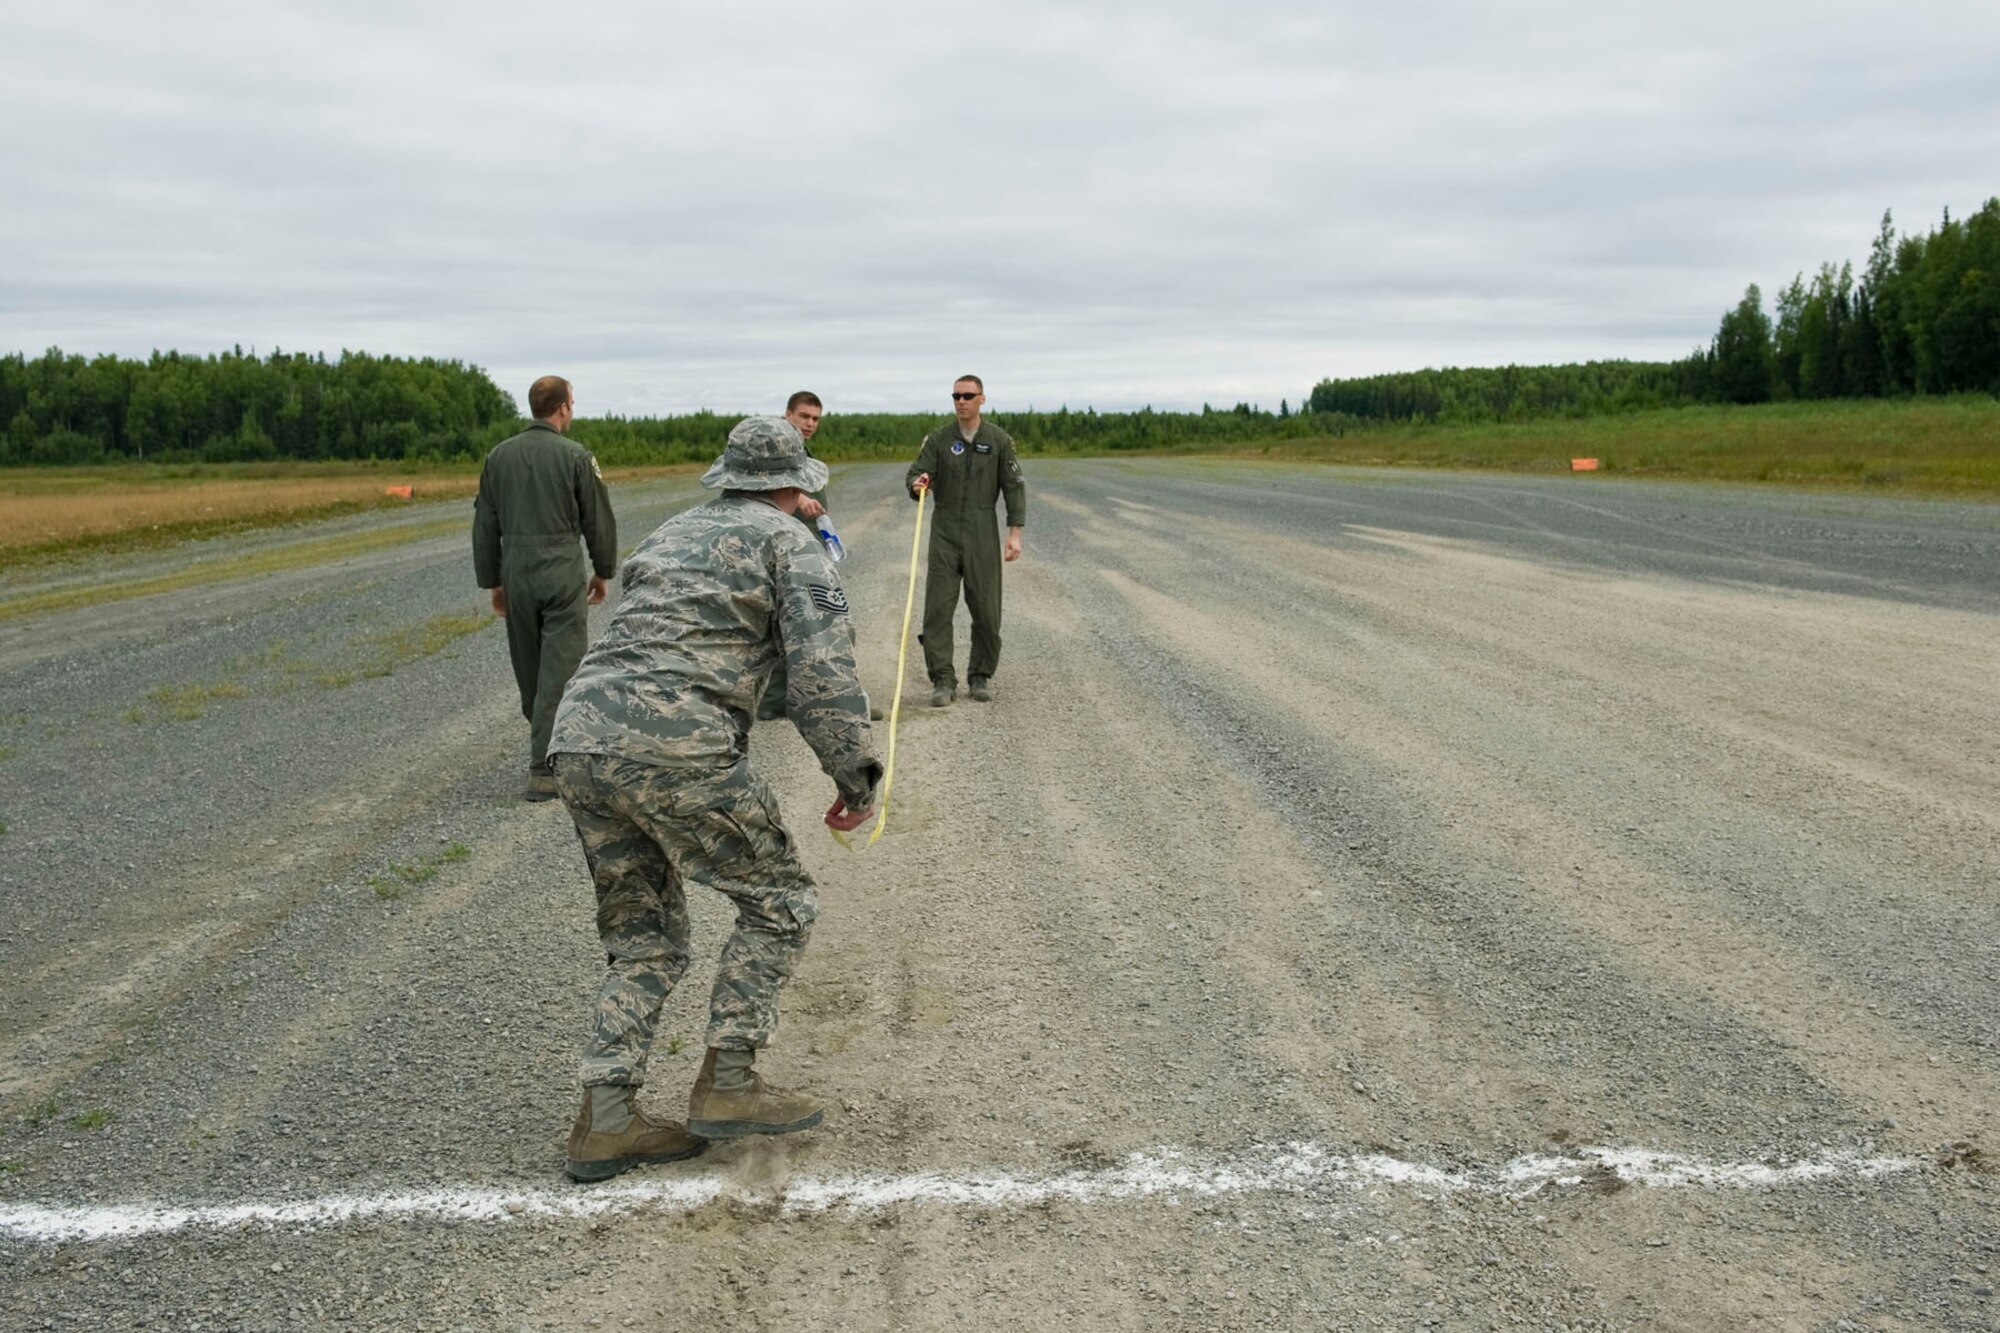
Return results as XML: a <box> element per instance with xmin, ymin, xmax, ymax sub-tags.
<box><xmin>565</xmin><ymin>1084</ymin><xmax>706</xmax><ymax>1183</ymax></box>
<box><xmin>687</xmin><ymin>1048</ymin><xmax>824</xmax><ymax>1138</ymax></box>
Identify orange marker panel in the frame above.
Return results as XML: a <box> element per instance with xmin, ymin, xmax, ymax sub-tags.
<box><xmin>1570</xmin><ymin>458</ymin><xmax>1600</xmax><ymax>472</ymax></box>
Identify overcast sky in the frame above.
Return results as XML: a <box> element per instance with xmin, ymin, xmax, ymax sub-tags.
<box><xmin>3</xmin><ymin>1</ymin><xmax>1996</xmax><ymax>416</ymax></box>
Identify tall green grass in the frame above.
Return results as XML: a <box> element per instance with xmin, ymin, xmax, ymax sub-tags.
<box><xmin>1242</xmin><ymin>397</ymin><xmax>2000</xmax><ymax>496</ymax></box>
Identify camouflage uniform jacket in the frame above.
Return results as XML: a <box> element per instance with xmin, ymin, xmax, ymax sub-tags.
<box><xmin>549</xmin><ymin>494</ymin><xmax>880</xmax><ymax>805</ymax></box>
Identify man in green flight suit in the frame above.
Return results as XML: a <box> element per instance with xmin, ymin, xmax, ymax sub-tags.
<box><xmin>472</xmin><ymin>375</ymin><xmax>618</xmax><ymax>801</ymax></box>
<box><xmin>904</xmin><ymin>373</ymin><xmax>1026</xmax><ymax>706</ymax></box>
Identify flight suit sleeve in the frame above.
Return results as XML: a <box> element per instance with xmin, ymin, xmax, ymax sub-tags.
<box><xmin>575</xmin><ymin>449</ymin><xmax>618</xmax><ymax>579</ymax></box>
<box><xmin>472</xmin><ymin>459</ymin><xmax>502</xmax><ymax>588</ymax></box>
<box><xmin>999</xmin><ymin>435</ymin><xmax>1026</xmax><ymax>528</ymax></box>
<box><xmin>772</xmin><ymin>531</ymin><xmax>882</xmax><ymax>805</ymax></box>
<box><xmin>906</xmin><ymin>434</ymin><xmax>940</xmax><ymax>500</ymax></box>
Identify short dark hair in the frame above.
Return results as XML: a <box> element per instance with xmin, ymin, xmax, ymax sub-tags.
<box><xmin>954</xmin><ymin>374</ymin><xmax>984</xmax><ymax>392</ymax></box>
<box><xmin>528</xmin><ymin>375</ymin><xmax>572</xmax><ymax>420</ymax></box>
<box><xmin>785</xmin><ymin>390</ymin><xmax>823</xmax><ymax>413</ymax></box>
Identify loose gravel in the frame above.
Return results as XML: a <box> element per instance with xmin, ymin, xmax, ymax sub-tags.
<box><xmin>1</xmin><ymin>459</ymin><xmax>1995</xmax><ymax>1331</ymax></box>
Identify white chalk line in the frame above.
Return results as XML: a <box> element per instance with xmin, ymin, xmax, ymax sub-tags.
<box><xmin>0</xmin><ymin>1142</ymin><xmax>1919</xmax><ymax>1244</ymax></box>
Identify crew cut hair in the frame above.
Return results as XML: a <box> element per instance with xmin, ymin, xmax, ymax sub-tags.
<box><xmin>528</xmin><ymin>375</ymin><xmax>572</xmax><ymax>420</ymax></box>
<box><xmin>954</xmin><ymin>374</ymin><xmax>984</xmax><ymax>392</ymax></box>
<box><xmin>786</xmin><ymin>390</ymin><xmax>823</xmax><ymax>412</ymax></box>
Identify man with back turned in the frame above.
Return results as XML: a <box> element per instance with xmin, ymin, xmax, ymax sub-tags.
<box><xmin>473</xmin><ymin>375</ymin><xmax>617</xmax><ymax>800</ymax></box>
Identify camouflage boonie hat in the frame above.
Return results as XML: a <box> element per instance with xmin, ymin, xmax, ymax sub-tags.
<box><xmin>700</xmin><ymin>416</ymin><xmax>830</xmax><ymax>493</ymax></box>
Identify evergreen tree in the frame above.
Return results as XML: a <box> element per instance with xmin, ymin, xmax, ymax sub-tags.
<box><xmin>1797</xmin><ymin>263</ymin><xmax>1849</xmax><ymax>399</ymax></box>
<box><xmin>1867</xmin><ymin>210</ymin><xmax>1912</xmax><ymax>392</ymax></box>
<box><xmin>1841</xmin><ymin>284</ymin><xmax>1885</xmax><ymax>397</ymax></box>
<box><xmin>1712</xmin><ymin>284</ymin><xmax>1775</xmax><ymax>404</ymax></box>
<box><xmin>1771</xmin><ymin>276</ymin><xmax>1807</xmax><ymax>399</ymax></box>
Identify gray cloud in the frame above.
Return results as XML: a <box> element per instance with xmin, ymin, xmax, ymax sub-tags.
<box><xmin>2</xmin><ymin>0</ymin><xmax>1995</xmax><ymax>414</ymax></box>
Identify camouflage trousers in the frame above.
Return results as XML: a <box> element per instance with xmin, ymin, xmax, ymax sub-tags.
<box><xmin>552</xmin><ymin>752</ymin><xmax>819</xmax><ymax>1088</ymax></box>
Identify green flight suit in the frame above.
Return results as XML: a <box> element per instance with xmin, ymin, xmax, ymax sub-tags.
<box><xmin>904</xmin><ymin>420</ymin><xmax>1026</xmax><ymax>690</ymax></box>
<box><xmin>472</xmin><ymin>420</ymin><xmax>617</xmax><ymax>768</ymax></box>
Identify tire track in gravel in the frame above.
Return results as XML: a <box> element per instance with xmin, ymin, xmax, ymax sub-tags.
<box><xmin>196</xmin><ymin>794</ymin><xmax>585</xmax><ymax>1150</ymax></box>
<box><xmin>0</xmin><ymin>686</ymin><xmax>523</xmax><ymax>1108</ymax></box>
<box><xmin>1046</xmin><ymin>467</ymin><xmax>1997</xmax><ymax>1140</ymax></box>
<box><xmin>1089</xmin><ymin>556</ymin><xmax>1998</xmax><ymax>1146</ymax></box>
<box><xmin>1207</xmin><ymin>520</ymin><xmax>2000</xmax><ymax>1028</ymax></box>
<box><xmin>1043</xmin><ymin>512</ymin><xmax>1778</xmax><ymax>1138</ymax></box>
<box><xmin>1023</xmin><ymin>461</ymin><xmax>1993</xmax><ymax>1327</ymax></box>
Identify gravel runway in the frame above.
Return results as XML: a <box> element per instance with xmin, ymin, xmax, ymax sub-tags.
<box><xmin>1</xmin><ymin>459</ymin><xmax>1995</xmax><ymax>1331</ymax></box>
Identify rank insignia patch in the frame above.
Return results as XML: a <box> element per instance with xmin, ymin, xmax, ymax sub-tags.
<box><xmin>809</xmin><ymin>584</ymin><xmax>850</xmax><ymax>615</ymax></box>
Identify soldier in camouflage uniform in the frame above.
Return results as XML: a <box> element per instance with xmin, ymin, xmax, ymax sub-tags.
<box><xmin>905</xmin><ymin>374</ymin><xmax>1026</xmax><ymax>707</ymax></box>
<box><xmin>472</xmin><ymin>375</ymin><xmax>617</xmax><ymax>800</ymax></box>
<box><xmin>548</xmin><ymin>415</ymin><xmax>883</xmax><ymax>1183</ymax></box>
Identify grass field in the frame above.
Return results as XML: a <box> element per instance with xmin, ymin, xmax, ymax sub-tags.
<box><xmin>0</xmin><ymin>464</ymin><xmax>480</xmax><ymax>563</ymax></box>
<box><xmin>1259</xmin><ymin>396</ymin><xmax>2000</xmax><ymax>494</ymax></box>
<box><xmin>0</xmin><ymin>460</ymin><xmax>699</xmax><ymax>569</ymax></box>
<box><xmin>2</xmin><ymin>398</ymin><xmax>1993</xmax><ymax>570</ymax></box>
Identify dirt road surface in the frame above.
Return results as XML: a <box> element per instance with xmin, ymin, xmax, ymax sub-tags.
<box><xmin>2</xmin><ymin>460</ymin><xmax>1996</xmax><ymax>1331</ymax></box>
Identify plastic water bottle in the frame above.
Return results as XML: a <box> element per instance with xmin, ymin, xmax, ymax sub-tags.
<box><xmin>816</xmin><ymin>513</ymin><xmax>845</xmax><ymax>562</ymax></box>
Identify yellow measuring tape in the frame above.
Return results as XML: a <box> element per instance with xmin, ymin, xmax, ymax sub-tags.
<box><xmin>830</xmin><ymin>480</ymin><xmax>927</xmax><ymax>851</ymax></box>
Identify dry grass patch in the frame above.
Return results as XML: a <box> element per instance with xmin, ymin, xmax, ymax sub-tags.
<box><xmin>0</xmin><ymin>517</ymin><xmax>466</xmax><ymax>623</ymax></box>
<box><xmin>357</xmin><ymin>613</ymin><xmax>494</xmax><ymax>679</ymax></box>
<box><xmin>0</xmin><ymin>459</ymin><xmax>701</xmax><ymax>566</ymax></box>
<box><xmin>0</xmin><ymin>465</ymin><xmax>482</xmax><ymax>564</ymax></box>
<box><xmin>144</xmin><ymin>680</ymin><xmax>249</xmax><ymax>721</ymax></box>
<box><xmin>368</xmin><ymin>842</ymin><xmax>472</xmax><ymax>901</ymax></box>
<box><xmin>118</xmin><ymin>613</ymin><xmax>496</xmax><ymax>729</ymax></box>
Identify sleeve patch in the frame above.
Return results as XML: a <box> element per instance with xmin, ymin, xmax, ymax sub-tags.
<box><xmin>809</xmin><ymin>584</ymin><xmax>850</xmax><ymax>615</ymax></box>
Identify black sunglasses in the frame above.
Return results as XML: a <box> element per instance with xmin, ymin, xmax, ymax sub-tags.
<box><xmin>951</xmin><ymin>392</ymin><xmax>979</xmax><ymax>401</ymax></box>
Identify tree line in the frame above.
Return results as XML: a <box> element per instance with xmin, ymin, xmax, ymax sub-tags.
<box><xmin>1309</xmin><ymin>199</ymin><xmax>2000</xmax><ymax>420</ymax></box>
<box><xmin>0</xmin><ymin>347</ymin><xmax>520</xmax><ymax>466</ymax></box>
<box><xmin>0</xmin><ymin>345</ymin><xmax>1349</xmax><ymax>467</ymax></box>
<box><xmin>570</xmin><ymin>401</ymin><xmax>1348</xmax><ymax>466</ymax></box>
